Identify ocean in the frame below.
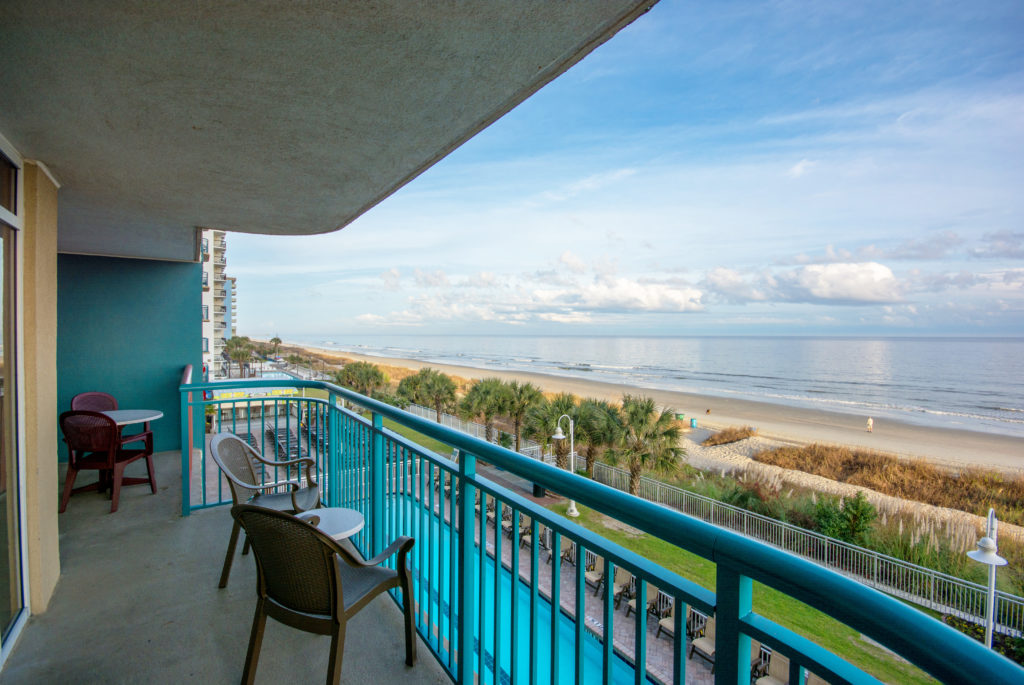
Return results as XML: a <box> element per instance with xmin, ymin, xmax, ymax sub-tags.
<box><xmin>289</xmin><ymin>335</ymin><xmax>1024</xmax><ymax>439</ymax></box>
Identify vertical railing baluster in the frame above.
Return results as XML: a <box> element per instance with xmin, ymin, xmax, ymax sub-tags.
<box><xmin>457</xmin><ymin>449</ymin><xmax>477</xmax><ymax>683</ymax></box>
<box><xmin>530</xmin><ymin>517</ymin><xmax>539</xmax><ymax>685</ymax></box>
<box><xmin>673</xmin><ymin>598</ymin><xmax>686</xmax><ymax>684</ymax></box>
<box><xmin>550</xmin><ymin>530</ymin><xmax>561</xmax><ymax>684</ymax></box>
<box><xmin>602</xmin><ymin>556</ymin><xmax>613</xmax><ymax>685</ymax></box>
<box><xmin>371</xmin><ymin>411</ymin><xmax>384</xmax><ymax>557</ymax></box>
<box><xmin>179</xmin><ymin>388</ymin><xmax>191</xmax><ymax>515</ymax></box>
<box><xmin>575</xmin><ymin>544</ymin><xmax>585</xmax><ymax>684</ymax></box>
<box><xmin>494</xmin><ymin>500</ymin><xmax>504</xmax><ymax>684</ymax></box>
<box><xmin>510</xmin><ymin>509</ymin><xmax>521</xmax><ymax>683</ymax></box>
<box><xmin>715</xmin><ymin>566</ymin><xmax>753</xmax><ymax>685</ymax></box>
<box><xmin>633</xmin><ymin>568</ymin><xmax>646</xmax><ymax>685</ymax></box>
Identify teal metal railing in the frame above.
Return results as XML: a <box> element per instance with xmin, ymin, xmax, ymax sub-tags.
<box><xmin>180</xmin><ymin>378</ymin><xmax>1024</xmax><ymax>685</ymax></box>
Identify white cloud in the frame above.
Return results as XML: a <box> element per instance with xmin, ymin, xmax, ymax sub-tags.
<box><xmin>560</xmin><ymin>251</ymin><xmax>587</xmax><ymax>274</ymax></box>
<box><xmin>380</xmin><ymin>268</ymin><xmax>401</xmax><ymax>290</ymax></box>
<box><xmin>777</xmin><ymin>262</ymin><xmax>902</xmax><ymax>303</ymax></box>
<box><xmin>413</xmin><ymin>269</ymin><xmax>450</xmax><ymax>288</ymax></box>
<box><xmin>788</xmin><ymin>159</ymin><xmax>816</xmax><ymax>178</ymax></box>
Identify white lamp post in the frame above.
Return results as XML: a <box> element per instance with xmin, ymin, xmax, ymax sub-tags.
<box><xmin>552</xmin><ymin>414</ymin><xmax>579</xmax><ymax>518</ymax></box>
<box><xmin>967</xmin><ymin>508</ymin><xmax>1007</xmax><ymax>649</ymax></box>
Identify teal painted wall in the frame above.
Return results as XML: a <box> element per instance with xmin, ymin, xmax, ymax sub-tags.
<box><xmin>57</xmin><ymin>254</ymin><xmax>203</xmax><ymax>455</ymax></box>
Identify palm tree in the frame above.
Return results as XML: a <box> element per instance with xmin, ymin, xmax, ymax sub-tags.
<box><xmin>459</xmin><ymin>378</ymin><xmax>508</xmax><ymax>442</ymax></box>
<box><xmin>397</xmin><ymin>368</ymin><xmax>456</xmax><ymax>422</ymax></box>
<box><xmin>502</xmin><ymin>380</ymin><xmax>543</xmax><ymax>452</ymax></box>
<box><xmin>575</xmin><ymin>398</ymin><xmax>621</xmax><ymax>477</ymax></box>
<box><xmin>524</xmin><ymin>393</ymin><xmax>578</xmax><ymax>470</ymax></box>
<box><xmin>224</xmin><ymin>336</ymin><xmax>252</xmax><ymax>378</ymax></box>
<box><xmin>269</xmin><ymin>336</ymin><xmax>282</xmax><ymax>356</ymax></box>
<box><xmin>335</xmin><ymin>361</ymin><xmax>387</xmax><ymax>396</ymax></box>
<box><xmin>604</xmin><ymin>394</ymin><xmax>684</xmax><ymax>496</ymax></box>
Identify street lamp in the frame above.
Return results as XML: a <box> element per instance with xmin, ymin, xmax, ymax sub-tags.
<box><xmin>967</xmin><ymin>508</ymin><xmax>1008</xmax><ymax>649</ymax></box>
<box><xmin>552</xmin><ymin>414</ymin><xmax>579</xmax><ymax>518</ymax></box>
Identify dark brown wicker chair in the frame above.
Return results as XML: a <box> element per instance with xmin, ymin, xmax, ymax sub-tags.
<box><xmin>70</xmin><ymin>391</ymin><xmax>117</xmax><ymax>412</ymax></box>
<box><xmin>231</xmin><ymin>504</ymin><xmax>416</xmax><ymax>685</ymax></box>
<box><xmin>58</xmin><ymin>410</ymin><xmax>157</xmax><ymax>513</ymax></box>
<box><xmin>210</xmin><ymin>432</ymin><xmax>321</xmax><ymax>588</ymax></box>
<box><xmin>70</xmin><ymin>390</ymin><xmax>153</xmax><ymax>449</ymax></box>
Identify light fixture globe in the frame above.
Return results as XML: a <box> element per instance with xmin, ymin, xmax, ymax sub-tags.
<box><xmin>551</xmin><ymin>426</ymin><xmax>566</xmax><ymax>441</ymax></box>
<box><xmin>968</xmin><ymin>537</ymin><xmax>1008</xmax><ymax>567</ymax></box>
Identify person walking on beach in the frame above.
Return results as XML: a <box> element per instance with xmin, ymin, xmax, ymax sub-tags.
<box><xmin>866</xmin><ymin>417</ymin><xmax>874</xmax><ymax>433</ymax></box>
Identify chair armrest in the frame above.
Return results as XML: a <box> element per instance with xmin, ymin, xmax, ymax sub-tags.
<box><xmin>119</xmin><ymin>429</ymin><xmax>153</xmax><ymax>448</ymax></box>
<box><xmin>359</xmin><ymin>535</ymin><xmax>415</xmax><ymax>568</ymax></box>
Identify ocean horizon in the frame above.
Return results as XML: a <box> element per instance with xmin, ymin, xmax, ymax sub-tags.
<box><xmin>280</xmin><ymin>334</ymin><xmax>1024</xmax><ymax>439</ymax></box>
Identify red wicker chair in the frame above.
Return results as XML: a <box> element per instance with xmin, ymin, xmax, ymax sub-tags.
<box><xmin>70</xmin><ymin>391</ymin><xmax>153</xmax><ymax>448</ymax></box>
<box><xmin>58</xmin><ymin>410</ymin><xmax>157</xmax><ymax>513</ymax></box>
<box><xmin>231</xmin><ymin>504</ymin><xmax>416</xmax><ymax>685</ymax></box>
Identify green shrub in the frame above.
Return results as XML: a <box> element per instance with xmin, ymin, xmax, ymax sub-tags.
<box><xmin>814</xmin><ymin>492</ymin><xmax>876</xmax><ymax>546</ymax></box>
<box><xmin>943</xmin><ymin>615</ymin><xmax>1024</xmax><ymax>666</ymax></box>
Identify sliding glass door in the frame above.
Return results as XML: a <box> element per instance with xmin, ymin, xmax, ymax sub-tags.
<box><xmin>0</xmin><ymin>150</ymin><xmax>23</xmax><ymax>640</ymax></box>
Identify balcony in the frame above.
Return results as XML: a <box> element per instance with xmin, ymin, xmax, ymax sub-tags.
<box><xmin>0</xmin><ymin>454</ymin><xmax>449</xmax><ymax>683</ymax></box>
<box><xmin>177</xmin><ymin>378</ymin><xmax>1023</xmax><ymax>685</ymax></box>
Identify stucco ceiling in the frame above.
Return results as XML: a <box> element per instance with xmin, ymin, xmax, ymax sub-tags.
<box><xmin>0</xmin><ymin>1</ymin><xmax>656</xmax><ymax>261</ymax></box>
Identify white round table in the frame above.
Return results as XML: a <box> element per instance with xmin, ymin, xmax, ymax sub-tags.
<box><xmin>102</xmin><ymin>409</ymin><xmax>164</xmax><ymax>426</ymax></box>
<box><xmin>298</xmin><ymin>507</ymin><xmax>365</xmax><ymax>540</ymax></box>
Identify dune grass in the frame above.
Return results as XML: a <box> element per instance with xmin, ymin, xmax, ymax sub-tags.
<box><xmin>752</xmin><ymin>443</ymin><xmax>1024</xmax><ymax>525</ymax></box>
<box><xmin>702</xmin><ymin>425</ymin><xmax>758</xmax><ymax>446</ymax></box>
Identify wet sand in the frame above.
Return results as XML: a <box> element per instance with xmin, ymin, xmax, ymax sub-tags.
<box><xmin>285</xmin><ymin>344</ymin><xmax>1024</xmax><ymax>473</ymax></box>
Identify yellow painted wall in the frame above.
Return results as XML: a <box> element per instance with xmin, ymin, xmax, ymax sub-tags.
<box><xmin>22</xmin><ymin>163</ymin><xmax>59</xmax><ymax>611</ymax></box>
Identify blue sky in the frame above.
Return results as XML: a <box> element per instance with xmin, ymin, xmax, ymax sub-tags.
<box><xmin>231</xmin><ymin>0</ymin><xmax>1024</xmax><ymax>338</ymax></box>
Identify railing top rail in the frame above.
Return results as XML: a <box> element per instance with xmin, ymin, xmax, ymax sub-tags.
<box><xmin>179</xmin><ymin>379</ymin><xmax>1024</xmax><ymax>684</ymax></box>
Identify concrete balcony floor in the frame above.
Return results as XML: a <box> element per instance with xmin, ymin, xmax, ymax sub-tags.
<box><xmin>0</xmin><ymin>452</ymin><xmax>450</xmax><ymax>685</ymax></box>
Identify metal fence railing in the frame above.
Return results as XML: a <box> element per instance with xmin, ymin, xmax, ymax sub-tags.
<box><xmin>592</xmin><ymin>461</ymin><xmax>1024</xmax><ymax>637</ymax></box>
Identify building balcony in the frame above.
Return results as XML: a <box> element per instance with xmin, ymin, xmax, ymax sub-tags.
<box><xmin>0</xmin><ymin>455</ymin><xmax>449</xmax><ymax>684</ymax></box>
<box><xmin>168</xmin><ymin>378</ymin><xmax>1022</xmax><ymax>685</ymax></box>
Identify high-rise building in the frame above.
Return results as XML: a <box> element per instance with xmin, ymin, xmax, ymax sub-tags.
<box><xmin>201</xmin><ymin>229</ymin><xmax>233</xmax><ymax>379</ymax></box>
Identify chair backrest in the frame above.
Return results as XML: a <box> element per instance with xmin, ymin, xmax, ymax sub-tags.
<box><xmin>231</xmin><ymin>504</ymin><xmax>342</xmax><ymax>616</ymax></box>
<box><xmin>210</xmin><ymin>433</ymin><xmax>265</xmax><ymax>504</ymax></box>
<box><xmin>768</xmin><ymin>653</ymin><xmax>790</xmax><ymax>680</ymax></box>
<box><xmin>59</xmin><ymin>411</ymin><xmax>119</xmax><ymax>465</ymax></box>
<box><xmin>71</xmin><ymin>391</ymin><xmax>118</xmax><ymax>412</ymax></box>
<box><xmin>613</xmin><ymin>566</ymin><xmax>631</xmax><ymax>585</ymax></box>
<box><xmin>704</xmin><ymin>617</ymin><xmax>716</xmax><ymax>640</ymax></box>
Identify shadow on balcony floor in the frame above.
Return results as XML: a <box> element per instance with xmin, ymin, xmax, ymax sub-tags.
<box><xmin>0</xmin><ymin>452</ymin><xmax>450</xmax><ymax>685</ymax></box>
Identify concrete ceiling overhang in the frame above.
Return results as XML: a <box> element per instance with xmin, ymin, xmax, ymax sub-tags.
<box><xmin>0</xmin><ymin>1</ymin><xmax>656</xmax><ymax>261</ymax></box>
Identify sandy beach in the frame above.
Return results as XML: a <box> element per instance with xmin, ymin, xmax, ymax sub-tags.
<box><xmin>281</xmin><ymin>343</ymin><xmax>1023</xmax><ymax>473</ymax></box>
<box><xmin>282</xmin><ymin>339</ymin><xmax>1024</xmax><ymax>471</ymax></box>
<box><xmin>275</xmin><ymin>341</ymin><xmax>1024</xmax><ymax>539</ymax></box>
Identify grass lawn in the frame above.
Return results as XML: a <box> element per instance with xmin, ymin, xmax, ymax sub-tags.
<box><xmin>551</xmin><ymin>503</ymin><xmax>937</xmax><ymax>685</ymax></box>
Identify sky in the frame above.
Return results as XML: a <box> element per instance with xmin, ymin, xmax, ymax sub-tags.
<box><xmin>230</xmin><ymin>0</ymin><xmax>1024</xmax><ymax>339</ymax></box>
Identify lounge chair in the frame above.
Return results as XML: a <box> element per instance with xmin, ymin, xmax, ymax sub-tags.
<box><xmin>655</xmin><ymin>600</ymin><xmax>675</xmax><ymax>639</ymax></box>
<box><xmin>625</xmin><ymin>582</ymin><xmax>660</xmax><ymax>618</ymax></box>
<box><xmin>755</xmin><ymin>651</ymin><xmax>789</xmax><ymax>685</ymax></box>
<box><xmin>689</xmin><ymin>616</ymin><xmax>716</xmax><ymax>672</ymax></box>
<box><xmin>584</xmin><ymin>555</ymin><xmax>606</xmax><ymax>594</ymax></box>
<box><xmin>611</xmin><ymin>567</ymin><xmax>634</xmax><ymax>608</ymax></box>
